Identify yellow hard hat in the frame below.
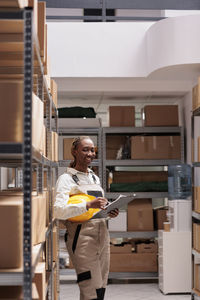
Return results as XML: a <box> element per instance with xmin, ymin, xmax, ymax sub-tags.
<box><xmin>67</xmin><ymin>193</ymin><xmax>100</xmax><ymax>222</ymax></box>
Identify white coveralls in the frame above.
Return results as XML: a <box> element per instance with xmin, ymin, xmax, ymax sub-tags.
<box><xmin>54</xmin><ymin>167</ymin><xmax>110</xmax><ymax>300</ymax></box>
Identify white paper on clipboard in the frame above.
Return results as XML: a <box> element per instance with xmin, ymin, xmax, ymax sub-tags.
<box><xmin>91</xmin><ymin>193</ymin><xmax>136</xmax><ymax>219</ymax></box>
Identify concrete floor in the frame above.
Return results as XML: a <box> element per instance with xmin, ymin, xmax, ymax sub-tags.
<box><xmin>59</xmin><ymin>236</ymin><xmax>191</xmax><ymax>300</ymax></box>
<box><xmin>59</xmin><ymin>282</ymin><xmax>191</xmax><ymax>300</ymax></box>
<box><xmin>59</xmin><ymin>270</ymin><xmax>191</xmax><ymax>300</ymax></box>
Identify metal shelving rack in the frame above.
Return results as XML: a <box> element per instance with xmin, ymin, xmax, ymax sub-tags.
<box><xmin>102</xmin><ymin>126</ymin><xmax>184</xmax><ymax>280</ymax></box>
<box><xmin>0</xmin><ymin>7</ymin><xmax>58</xmax><ymax>299</ymax></box>
<box><xmin>191</xmin><ymin>107</ymin><xmax>200</xmax><ymax>300</ymax></box>
<box><xmin>102</xmin><ymin>126</ymin><xmax>184</xmax><ymax>198</ymax></box>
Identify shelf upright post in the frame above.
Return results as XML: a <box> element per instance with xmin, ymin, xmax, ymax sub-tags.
<box><xmin>181</xmin><ymin>126</ymin><xmax>185</xmax><ymax>163</ymax></box>
<box><xmin>47</xmin><ymin>164</ymin><xmax>54</xmax><ymax>300</ymax></box>
<box><xmin>23</xmin><ymin>8</ymin><xmax>33</xmax><ymax>300</ymax></box>
<box><xmin>46</xmin><ymin>83</ymin><xmax>53</xmax><ymax>299</ymax></box>
<box><xmin>37</xmin><ymin>164</ymin><xmax>43</xmax><ymax>194</ymax></box>
<box><xmin>98</xmin><ymin>128</ymin><xmax>103</xmax><ymax>184</ymax></box>
<box><xmin>101</xmin><ymin>0</ymin><xmax>106</xmax><ymax>21</ymax></box>
<box><xmin>102</xmin><ymin>128</ymin><xmax>107</xmax><ymax>192</ymax></box>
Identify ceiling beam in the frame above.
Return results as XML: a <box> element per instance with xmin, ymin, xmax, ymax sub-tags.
<box><xmin>106</xmin><ymin>0</ymin><xmax>200</xmax><ymax>10</ymax></box>
<box><xmin>43</xmin><ymin>0</ymin><xmax>200</xmax><ymax>10</ymax></box>
<box><xmin>44</xmin><ymin>0</ymin><xmax>102</xmax><ymax>9</ymax></box>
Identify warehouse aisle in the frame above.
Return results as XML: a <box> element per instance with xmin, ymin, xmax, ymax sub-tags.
<box><xmin>59</xmin><ymin>283</ymin><xmax>190</xmax><ymax>300</ymax></box>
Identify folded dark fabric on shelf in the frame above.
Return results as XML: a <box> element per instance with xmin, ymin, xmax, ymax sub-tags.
<box><xmin>110</xmin><ymin>181</ymin><xmax>168</xmax><ymax>192</ymax></box>
<box><xmin>58</xmin><ymin>106</ymin><xmax>96</xmax><ymax>118</ymax></box>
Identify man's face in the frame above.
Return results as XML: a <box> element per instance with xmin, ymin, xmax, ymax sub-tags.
<box><xmin>74</xmin><ymin>138</ymin><xmax>96</xmax><ymax>166</ymax></box>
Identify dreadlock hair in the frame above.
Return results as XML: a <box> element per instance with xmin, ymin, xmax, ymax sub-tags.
<box><xmin>69</xmin><ymin>136</ymin><xmax>91</xmax><ymax>168</ymax></box>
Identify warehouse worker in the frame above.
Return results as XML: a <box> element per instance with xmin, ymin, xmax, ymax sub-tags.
<box><xmin>54</xmin><ymin>136</ymin><xmax>119</xmax><ymax>300</ymax></box>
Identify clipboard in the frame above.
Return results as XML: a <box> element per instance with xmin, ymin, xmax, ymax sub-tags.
<box><xmin>91</xmin><ymin>193</ymin><xmax>136</xmax><ymax>219</ymax></box>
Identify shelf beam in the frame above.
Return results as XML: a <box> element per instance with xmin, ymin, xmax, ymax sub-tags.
<box><xmin>44</xmin><ymin>0</ymin><xmax>200</xmax><ymax>10</ymax></box>
<box><xmin>109</xmin><ymin>231</ymin><xmax>158</xmax><ymax>239</ymax></box>
<box><xmin>106</xmin><ymin>192</ymin><xmax>168</xmax><ymax>199</ymax></box>
<box><xmin>108</xmin><ymin>272</ymin><xmax>158</xmax><ymax>281</ymax></box>
<box><xmin>105</xmin><ymin>159</ymin><xmax>182</xmax><ymax>166</ymax></box>
<box><xmin>192</xmin><ymin>211</ymin><xmax>200</xmax><ymax>221</ymax></box>
<box><xmin>103</xmin><ymin>126</ymin><xmax>182</xmax><ymax>134</ymax></box>
<box><xmin>59</xmin><ymin>159</ymin><xmax>99</xmax><ymax>167</ymax></box>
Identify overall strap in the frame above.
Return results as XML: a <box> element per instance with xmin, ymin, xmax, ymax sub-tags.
<box><xmin>72</xmin><ymin>174</ymin><xmax>80</xmax><ymax>185</ymax></box>
<box><xmin>72</xmin><ymin>173</ymin><xmax>97</xmax><ymax>185</ymax></box>
<box><xmin>92</xmin><ymin>174</ymin><xmax>97</xmax><ymax>184</ymax></box>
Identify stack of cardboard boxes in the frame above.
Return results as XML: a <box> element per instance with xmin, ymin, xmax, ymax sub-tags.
<box><xmin>192</xmin><ymin>80</ymin><xmax>200</xmax><ymax>296</ymax></box>
<box><xmin>0</xmin><ymin>1</ymin><xmax>59</xmax><ymax>299</ymax></box>
<box><xmin>193</xmin><ymin>185</ymin><xmax>200</xmax><ymax>295</ymax></box>
<box><xmin>110</xmin><ymin>241</ymin><xmax>158</xmax><ymax>272</ymax></box>
<box><xmin>108</xmin><ymin>105</ymin><xmax>181</xmax><ymax>160</ymax></box>
<box><xmin>107</xmin><ymin>105</ymin><xmax>180</xmax><ymax>273</ymax></box>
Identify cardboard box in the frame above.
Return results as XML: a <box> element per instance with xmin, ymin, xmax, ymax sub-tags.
<box><xmin>143</xmin><ymin>105</ymin><xmax>179</xmax><ymax>127</ymax></box>
<box><xmin>44</xmin><ymin>74</ymin><xmax>51</xmax><ymax>90</ymax></box>
<box><xmin>136</xmin><ymin>243</ymin><xmax>158</xmax><ymax>253</ymax></box>
<box><xmin>0</xmin><ymin>19</ymin><xmax>24</xmax><ymax>33</ymax></box>
<box><xmin>110</xmin><ymin>253</ymin><xmax>157</xmax><ymax>272</ymax></box>
<box><xmin>47</xmin><ymin>131</ymin><xmax>58</xmax><ymax>161</ymax></box>
<box><xmin>131</xmin><ymin>136</ymin><xmax>181</xmax><ymax>160</ymax></box>
<box><xmin>106</xmin><ymin>135</ymin><xmax>126</xmax><ymax>159</ymax></box>
<box><xmin>33</xmin><ymin>262</ymin><xmax>46</xmax><ymax>300</ymax></box>
<box><xmin>108</xmin><ymin>211</ymin><xmax>127</xmax><ymax>231</ymax></box>
<box><xmin>0</xmin><ymin>283</ymin><xmax>39</xmax><ymax>299</ymax></box>
<box><xmin>194</xmin><ymin>264</ymin><xmax>200</xmax><ymax>291</ymax></box>
<box><xmin>0</xmin><ymin>80</ymin><xmax>23</xmax><ymax>142</ymax></box>
<box><xmin>53</xmin><ymin>226</ymin><xmax>58</xmax><ymax>262</ymax></box>
<box><xmin>0</xmin><ymin>81</ymin><xmax>44</xmax><ymax>152</ymax></box>
<box><xmin>32</xmin><ymin>194</ymin><xmax>46</xmax><ymax>246</ymax></box>
<box><xmin>194</xmin><ymin>186</ymin><xmax>200</xmax><ymax>213</ymax></box>
<box><xmin>109</xmin><ymin>106</ymin><xmax>135</xmax><ymax>127</ymax></box>
<box><xmin>0</xmin><ymin>1</ymin><xmax>28</xmax><ymax>8</ymax></box>
<box><xmin>32</xmin><ymin>170</ymin><xmax>47</xmax><ymax>190</ymax></box>
<box><xmin>192</xmin><ymin>79</ymin><xmax>200</xmax><ymax>111</ymax></box>
<box><xmin>41</xmin><ymin>124</ymin><xmax>46</xmax><ymax>156</ymax></box>
<box><xmin>54</xmin><ymin>131</ymin><xmax>58</xmax><ymax>162</ymax></box>
<box><xmin>198</xmin><ymin>137</ymin><xmax>200</xmax><ymax>162</ymax></box>
<box><xmin>110</xmin><ymin>243</ymin><xmax>132</xmax><ymax>254</ymax></box>
<box><xmin>32</xmin><ymin>93</ymin><xmax>44</xmax><ymax>152</ymax></box>
<box><xmin>0</xmin><ymin>198</ymin><xmax>22</xmax><ymax>268</ymax></box>
<box><xmin>44</xmin><ymin>54</ymin><xmax>51</xmax><ymax>76</ymax></box>
<box><xmin>45</xmin><ymin>190</ymin><xmax>50</xmax><ymax>226</ymax></box>
<box><xmin>0</xmin><ymin>189</ymin><xmax>37</xmax><ymax>196</ymax></box>
<box><xmin>127</xmin><ymin>199</ymin><xmax>153</xmax><ymax>231</ymax></box>
<box><xmin>51</xmin><ymin>79</ymin><xmax>57</xmax><ymax>108</ymax></box>
<box><xmin>28</xmin><ymin>0</ymin><xmax>38</xmax><ymax>34</ymax></box>
<box><xmin>112</xmin><ymin>171</ymin><xmax>168</xmax><ymax>183</ymax></box>
<box><xmin>37</xmin><ymin>1</ymin><xmax>46</xmax><ymax>58</ymax></box>
<box><xmin>0</xmin><ymin>191</ymin><xmax>46</xmax><ymax>246</ymax></box>
<box><xmin>193</xmin><ymin>223</ymin><xmax>200</xmax><ymax>252</ymax></box>
<box><xmin>154</xmin><ymin>207</ymin><xmax>168</xmax><ymax>230</ymax></box>
<box><xmin>63</xmin><ymin>138</ymin><xmax>74</xmax><ymax>160</ymax></box>
<box><xmin>54</xmin><ymin>267</ymin><xmax>59</xmax><ymax>300</ymax></box>
<box><xmin>193</xmin><ymin>223</ymin><xmax>196</xmax><ymax>250</ymax></box>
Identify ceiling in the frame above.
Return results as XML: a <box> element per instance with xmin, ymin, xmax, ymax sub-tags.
<box><xmin>55</xmin><ymin>64</ymin><xmax>200</xmax><ymax>106</ymax></box>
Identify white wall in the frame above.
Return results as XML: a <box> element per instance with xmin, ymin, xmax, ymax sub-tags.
<box><xmin>183</xmin><ymin>92</ymin><xmax>192</xmax><ymax>164</ymax></box>
<box><xmin>47</xmin><ymin>22</ymin><xmax>152</xmax><ymax>77</ymax></box>
<box><xmin>147</xmin><ymin>15</ymin><xmax>200</xmax><ymax>75</ymax></box>
<box><xmin>48</xmin><ymin>15</ymin><xmax>200</xmax><ymax>78</ymax></box>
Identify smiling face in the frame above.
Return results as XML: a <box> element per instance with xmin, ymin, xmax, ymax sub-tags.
<box><xmin>73</xmin><ymin>138</ymin><xmax>96</xmax><ymax>169</ymax></box>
